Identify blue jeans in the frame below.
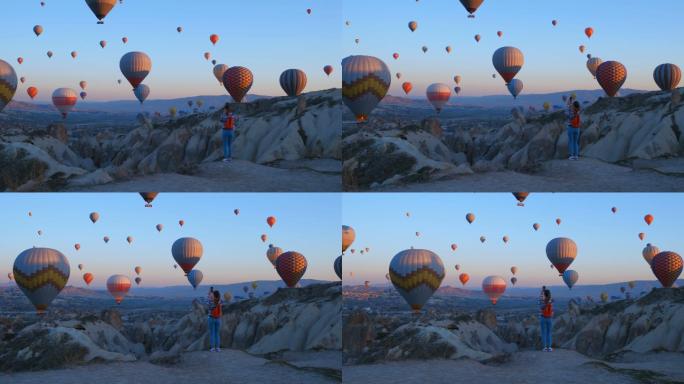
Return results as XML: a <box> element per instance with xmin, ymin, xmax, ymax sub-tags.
<box><xmin>567</xmin><ymin>126</ymin><xmax>580</xmax><ymax>157</ymax></box>
<box><xmin>208</xmin><ymin>316</ymin><xmax>221</xmax><ymax>348</ymax></box>
<box><xmin>222</xmin><ymin>130</ymin><xmax>233</xmax><ymax>159</ymax></box>
<box><xmin>540</xmin><ymin>317</ymin><xmax>553</xmax><ymax>348</ymax></box>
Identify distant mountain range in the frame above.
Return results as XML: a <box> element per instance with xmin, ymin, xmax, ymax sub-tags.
<box><xmin>382</xmin><ymin>88</ymin><xmax>646</xmax><ymax>109</ymax></box>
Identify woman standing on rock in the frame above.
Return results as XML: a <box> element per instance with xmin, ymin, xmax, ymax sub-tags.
<box><xmin>566</xmin><ymin>96</ymin><xmax>582</xmax><ymax>161</ymax></box>
<box><xmin>206</xmin><ymin>289</ymin><xmax>222</xmax><ymax>352</ymax></box>
<box><xmin>220</xmin><ymin>103</ymin><xmax>238</xmax><ymax>162</ymax></box>
<box><xmin>540</xmin><ymin>288</ymin><xmax>554</xmax><ymax>352</ymax></box>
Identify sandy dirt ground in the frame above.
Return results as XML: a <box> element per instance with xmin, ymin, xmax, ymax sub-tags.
<box><xmin>343</xmin><ymin>349</ymin><xmax>684</xmax><ymax>384</ymax></box>
<box><xmin>372</xmin><ymin>158</ymin><xmax>684</xmax><ymax>192</ymax></box>
<box><xmin>1</xmin><ymin>350</ymin><xmax>339</xmax><ymax>384</ymax></box>
<box><xmin>74</xmin><ymin>159</ymin><xmax>341</xmax><ymax>192</ymax></box>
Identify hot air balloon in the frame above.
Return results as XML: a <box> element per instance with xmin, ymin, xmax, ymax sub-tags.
<box><xmin>474</xmin><ymin>34</ymin><xmax>481</xmax><ymax>43</ymax></box>
<box><xmin>139</xmin><ymin>192</ymin><xmax>158</xmax><ymax>207</ymax></box>
<box><xmin>510</xmin><ymin>277</ymin><xmax>517</xmax><ymax>286</ymax></box>
<box><xmin>389</xmin><ymin>249</ymin><xmax>445</xmax><ymax>312</ymax></box>
<box><xmin>74</xmin><ymin>243</ymin><xmax>81</xmax><ymax>251</ymax></box>
<box><xmin>0</xmin><ymin>60</ymin><xmax>18</xmax><ymax>112</ymax></box>
<box><xmin>459</xmin><ymin>273</ymin><xmax>469</xmax><ymax>286</ymax></box>
<box><xmin>638</xmin><ymin>232</ymin><xmax>646</xmax><ymax>241</ymax></box>
<box><xmin>260</xmin><ymin>234</ymin><xmax>267</xmax><ymax>243</ymax></box>
<box><xmin>324</xmin><ymin>65</ymin><xmax>333</xmax><ymax>76</ymax></box>
<box><xmin>177</xmin><ymin>26</ymin><xmax>183</xmax><ymax>33</ymax></box>
<box><xmin>651</xmin><ymin>251</ymin><xmax>682</xmax><ymax>288</ymax></box>
<box><xmin>511</xmin><ymin>266</ymin><xmax>518</xmax><ymax>275</ymax></box>
<box><xmin>546</xmin><ymin>237</ymin><xmax>577</xmax><ymax>276</ymax></box>
<box><xmin>342</xmin><ymin>225</ymin><xmax>355</xmax><ymax>253</ymax></box>
<box><xmin>653</xmin><ymin>64</ymin><xmax>681</xmax><ymax>91</ymax></box>
<box><xmin>492</xmin><ymin>47</ymin><xmax>524</xmax><ymax>84</ymax></box>
<box><xmin>455</xmin><ymin>264</ymin><xmax>461</xmax><ymax>271</ymax></box>
<box><xmin>426</xmin><ymin>83</ymin><xmax>451</xmax><ymax>113</ymax></box>
<box><xmin>421</xmin><ymin>46</ymin><xmax>428</xmax><ymax>53</ymax></box>
<box><xmin>482</xmin><ymin>276</ymin><xmax>506</xmax><ymax>304</ymax></box>
<box><xmin>466</xmin><ymin>213</ymin><xmax>475</xmax><ymax>224</ymax></box>
<box><xmin>642</xmin><ymin>244</ymin><xmax>660</xmax><ymax>265</ymax></box>
<box><xmin>585</xmin><ymin>27</ymin><xmax>593</xmax><ymax>39</ymax></box>
<box><xmin>122</xmin><ymin>37</ymin><xmax>128</xmax><ymax>44</ymax></box>
<box><xmin>20</xmin><ymin>77</ymin><xmax>25</xmax><ymax>84</ymax></box>
<box><xmin>213</xmin><ymin>64</ymin><xmax>229</xmax><ymax>85</ymax></box>
<box><xmin>402</xmin><ymin>82</ymin><xmax>413</xmax><ymax>95</ymax></box>
<box><xmin>454</xmin><ymin>75</ymin><xmax>462</xmax><ymax>85</ymax></box>
<box><xmin>27</xmin><ymin>87</ymin><xmax>38</xmax><ymax>100</ymax></box>
<box><xmin>396</xmin><ymin>72</ymin><xmax>402</xmax><ymax>79</ymax></box>
<box><xmin>234</xmin><ymin>209</ymin><xmax>240</xmax><ymax>215</ymax></box>
<box><xmin>552</xmin><ymin>20</ymin><xmax>558</xmax><ymax>26</ymax></box>
<box><xmin>334</xmin><ymin>256</ymin><xmax>342</xmax><ymax>279</ymax></box>
<box><xmin>480</xmin><ymin>236</ymin><xmax>486</xmax><ymax>243</ymax></box>
<box><xmin>210</xmin><ymin>34</ymin><xmax>219</xmax><ymax>45</ymax></box>
<box><xmin>71</xmin><ymin>51</ymin><xmax>78</xmax><ymax>59</ymax></box>
<box><xmin>135</xmin><ymin>277</ymin><xmax>141</xmax><ymax>285</ymax></box>
<box><xmin>451</xmin><ymin>243</ymin><xmax>457</xmax><ymax>251</ymax></box>
<box><xmin>52</xmin><ymin>88</ymin><xmax>77</xmax><ymax>118</ymax></box>
<box><xmin>223</xmin><ymin>66</ymin><xmax>253</xmax><ymax>103</ymax></box>
<box><xmin>579</xmin><ymin>45</ymin><xmax>585</xmax><ymax>54</ymax></box>
<box><xmin>134</xmin><ymin>266</ymin><xmax>142</xmax><ymax>275</ymax></box>
<box><xmin>37</xmin><ymin>230</ymin><xmax>42</xmax><ymax>236</ymax></box>
<box><xmin>306</xmin><ymin>8</ymin><xmax>311</xmax><ymax>14</ymax></box>
<box><xmin>512</xmin><ymin>192</ymin><xmax>529</xmax><ymax>206</ymax></box>
<box><xmin>126</xmin><ymin>236</ymin><xmax>133</xmax><ymax>244</ymax></box>
<box><xmin>507</xmin><ymin>79</ymin><xmax>523</xmax><ymax>99</ymax></box>
<box><xmin>563</xmin><ymin>270</ymin><xmax>579</xmax><ymax>289</ymax></box>
<box><xmin>342</xmin><ymin>55</ymin><xmax>391</xmax><ymax>123</ymax></box>
<box><xmin>179</xmin><ymin>220</ymin><xmax>184</xmax><ymax>227</ymax></box>
<box><xmin>89</xmin><ymin>212</ymin><xmax>99</xmax><ymax>223</ymax></box>
<box><xmin>78</xmin><ymin>264</ymin><xmax>84</xmax><ymax>271</ymax></box>
<box><xmin>586</xmin><ymin>57</ymin><xmax>602</xmax><ymax>79</ymax></box>
<box><xmin>459</xmin><ymin>0</ymin><xmax>484</xmax><ymax>18</ymax></box>
<box><xmin>33</xmin><ymin>25</ymin><xmax>43</xmax><ymax>36</ymax></box>
<box><xmin>107</xmin><ymin>275</ymin><xmax>131</xmax><ymax>304</ymax></box>
<box><xmin>83</xmin><ymin>273</ymin><xmax>93</xmax><ymax>286</ymax></box>
<box><xmin>155</xmin><ymin>224</ymin><xmax>163</xmax><ymax>232</ymax></box>
<box><xmin>276</xmin><ymin>251</ymin><xmax>307</xmax><ymax>288</ymax></box>
<box><xmin>644</xmin><ymin>214</ymin><xmax>654</xmax><ymax>225</ymax></box>
<box><xmin>100</xmin><ymin>40</ymin><xmax>107</xmax><ymax>48</ymax></box>
<box><xmin>533</xmin><ymin>223</ymin><xmax>540</xmax><ymax>231</ymax></box>
<box><xmin>408</xmin><ymin>21</ymin><xmax>417</xmax><ymax>32</ymax></box>
<box><xmin>85</xmin><ymin>0</ymin><xmax>116</xmax><ymax>24</ymax></box>
<box><xmin>454</xmin><ymin>86</ymin><xmax>462</xmax><ymax>95</ymax></box>
<box><xmin>556</xmin><ymin>218</ymin><xmax>561</xmax><ymax>226</ymax></box>
<box><xmin>187</xmin><ymin>270</ymin><xmax>203</xmax><ymax>289</ymax></box>
<box><xmin>17</xmin><ymin>57</ymin><xmax>23</xmax><ymax>65</ymax></box>
<box><xmin>611</xmin><ymin>207</ymin><xmax>617</xmax><ymax>214</ymax></box>
<box><xmin>266</xmin><ymin>245</ymin><xmax>283</xmax><ymax>267</ymax></box>
<box><xmin>120</xmin><ymin>52</ymin><xmax>152</xmax><ymax>89</ymax></box>
<box><xmin>596</xmin><ymin>61</ymin><xmax>627</xmax><ymax>97</ymax></box>
<box><xmin>172</xmin><ymin>237</ymin><xmax>203</xmax><ymax>275</ymax></box>
<box><xmin>280</xmin><ymin>69</ymin><xmax>307</xmax><ymax>97</ymax></box>
<box><xmin>497</xmin><ymin>31</ymin><xmax>503</xmax><ymax>38</ymax></box>
<box><xmin>133</xmin><ymin>84</ymin><xmax>150</xmax><ymax>104</ymax></box>
<box><xmin>503</xmin><ymin>236</ymin><xmax>509</xmax><ymax>244</ymax></box>
<box><xmin>13</xmin><ymin>248</ymin><xmax>70</xmax><ymax>314</ymax></box>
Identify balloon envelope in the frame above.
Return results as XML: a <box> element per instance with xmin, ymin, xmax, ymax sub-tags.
<box><xmin>276</xmin><ymin>251</ymin><xmax>308</xmax><ymax>288</ymax></box>
<box><xmin>389</xmin><ymin>249</ymin><xmax>445</xmax><ymax>312</ymax></box>
<box><xmin>342</xmin><ymin>225</ymin><xmax>355</xmax><ymax>253</ymax></box>
<box><xmin>279</xmin><ymin>69</ymin><xmax>307</xmax><ymax>97</ymax></box>
<box><xmin>546</xmin><ymin>237</ymin><xmax>577</xmax><ymax>275</ymax></box>
<box><xmin>106</xmin><ymin>274</ymin><xmax>131</xmax><ymax>304</ymax></box>
<box><xmin>426</xmin><ymin>83</ymin><xmax>451</xmax><ymax>113</ymax></box>
<box><xmin>492</xmin><ymin>47</ymin><xmax>524</xmax><ymax>84</ymax></box>
<box><xmin>653</xmin><ymin>64</ymin><xmax>681</xmax><ymax>91</ymax></box>
<box><xmin>13</xmin><ymin>248</ymin><xmax>70</xmax><ymax>313</ymax></box>
<box><xmin>651</xmin><ymin>251</ymin><xmax>683</xmax><ymax>288</ymax></box>
<box><xmin>120</xmin><ymin>52</ymin><xmax>152</xmax><ymax>89</ymax></box>
<box><xmin>172</xmin><ymin>237</ymin><xmax>203</xmax><ymax>274</ymax></box>
<box><xmin>596</xmin><ymin>61</ymin><xmax>627</xmax><ymax>97</ymax></box>
<box><xmin>187</xmin><ymin>270</ymin><xmax>203</xmax><ymax>289</ymax></box>
<box><xmin>334</xmin><ymin>255</ymin><xmax>342</xmax><ymax>279</ymax></box>
<box><xmin>482</xmin><ymin>275</ymin><xmax>506</xmax><ymax>304</ymax></box>
<box><xmin>563</xmin><ymin>270</ymin><xmax>579</xmax><ymax>289</ymax></box>
<box><xmin>223</xmin><ymin>66</ymin><xmax>253</xmax><ymax>103</ymax></box>
<box><xmin>342</xmin><ymin>55</ymin><xmax>391</xmax><ymax>123</ymax></box>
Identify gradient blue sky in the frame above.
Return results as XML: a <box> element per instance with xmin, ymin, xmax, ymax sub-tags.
<box><xmin>344</xmin><ymin>0</ymin><xmax>684</xmax><ymax>97</ymax></box>
<box><xmin>2</xmin><ymin>0</ymin><xmax>340</xmax><ymax>102</ymax></box>
<box><xmin>1</xmin><ymin>193</ymin><xmax>340</xmax><ymax>288</ymax></box>
<box><xmin>342</xmin><ymin>193</ymin><xmax>684</xmax><ymax>288</ymax></box>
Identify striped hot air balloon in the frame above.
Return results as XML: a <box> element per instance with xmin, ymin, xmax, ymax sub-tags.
<box><xmin>342</xmin><ymin>225</ymin><xmax>355</xmax><ymax>253</ymax></box>
<box><xmin>586</xmin><ymin>57</ymin><xmax>603</xmax><ymax>79</ymax></box>
<box><xmin>653</xmin><ymin>63</ymin><xmax>681</xmax><ymax>91</ymax></box>
<box><xmin>187</xmin><ymin>270</ymin><xmax>203</xmax><ymax>289</ymax></box>
<box><xmin>459</xmin><ymin>0</ymin><xmax>484</xmax><ymax>18</ymax></box>
<box><xmin>342</xmin><ymin>55</ymin><xmax>391</xmax><ymax>123</ymax></box>
<box><xmin>223</xmin><ymin>66</ymin><xmax>253</xmax><ymax>103</ymax></box>
<box><xmin>507</xmin><ymin>79</ymin><xmax>523</xmax><ymax>99</ymax></box>
<box><xmin>482</xmin><ymin>275</ymin><xmax>506</xmax><ymax>304</ymax></box>
<box><xmin>13</xmin><ymin>248</ymin><xmax>70</xmax><ymax>314</ymax></box>
<box><xmin>133</xmin><ymin>84</ymin><xmax>150</xmax><ymax>104</ymax></box>
<box><xmin>106</xmin><ymin>274</ymin><xmax>131</xmax><ymax>304</ymax></box>
<box><xmin>546</xmin><ymin>237</ymin><xmax>577</xmax><ymax>276</ymax></box>
<box><xmin>85</xmin><ymin>0</ymin><xmax>117</xmax><ymax>24</ymax></box>
<box><xmin>492</xmin><ymin>46</ymin><xmax>524</xmax><ymax>84</ymax></box>
<box><xmin>172</xmin><ymin>237</ymin><xmax>203</xmax><ymax>275</ymax></box>
<box><xmin>52</xmin><ymin>88</ymin><xmax>77</xmax><ymax>118</ymax></box>
<box><xmin>213</xmin><ymin>64</ymin><xmax>229</xmax><ymax>85</ymax></box>
<box><xmin>334</xmin><ymin>255</ymin><xmax>342</xmax><ymax>279</ymax></box>
<box><xmin>266</xmin><ymin>245</ymin><xmax>283</xmax><ymax>267</ymax></box>
<box><xmin>279</xmin><ymin>69</ymin><xmax>307</xmax><ymax>97</ymax></box>
<box><xmin>0</xmin><ymin>59</ymin><xmax>18</xmax><ymax>113</ymax></box>
<box><xmin>276</xmin><ymin>251</ymin><xmax>308</xmax><ymax>288</ymax></box>
<box><xmin>596</xmin><ymin>61</ymin><xmax>627</xmax><ymax>97</ymax></box>
<box><xmin>120</xmin><ymin>52</ymin><xmax>152</xmax><ymax>89</ymax></box>
<box><xmin>651</xmin><ymin>251</ymin><xmax>683</xmax><ymax>288</ymax></box>
<box><xmin>426</xmin><ymin>83</ymin><xmax>451</xmax><ymax>113</ymax></box>
<box><xmin>389</xmin><ymin>249</ymin><xmax>445</xmax><ymax>312</ymax></box>
<box><xmin>642</xmin><ymin>244</ymin><xmax>660</xmax><ymax>266</ymax></box>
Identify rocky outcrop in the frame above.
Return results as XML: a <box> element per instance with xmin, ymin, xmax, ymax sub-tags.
<box><xmin>0</xmin><ymin>89</ymin><xmax>341</xmax><ymax>191</ymax></box>
<box><xmin>343</xmin><ymin>89</ymin><xmax>684</xmax><ymax>189</ymax></box>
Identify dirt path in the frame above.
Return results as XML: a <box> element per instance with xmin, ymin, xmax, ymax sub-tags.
<box><xmin>74</xmin><ymin>159</ymin><xmax>341</xmax><ymax>192</ymax></box>
<box><xmin>343</xmin><ymin>349</ymin><xmax>683</xmax><ymax>384</ymax></box>
<box><xmin>373</xmin><ymin>158</ymin><xmax>684</xmax><ymax>192</ymax></box>
<box><xmin>1</xmin><ymin>350</ymin><xmax>339</xmax><ymax>384</ymax></box>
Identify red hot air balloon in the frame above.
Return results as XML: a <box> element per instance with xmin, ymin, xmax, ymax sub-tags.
<box><xmin>393</xmin><ymin>53</ymin><xmax>399</xmax><ymax>60</ymax></box>
<box><xmin>402</xmin><ymin>82</ymin><xmax>413</xmax><ymax>95</ymax></box>
<box><xmin>266</xmin><ymin>216</ymin><xmax>276</xmax><ymax>228</ymax></box>
<box><xmin>17</xmin><ymin>57</ymin><xmax>23</xmax><ymax>65</ymax></box>
<box><xmin>27</xmin><ymin>87</ymin><xmax>38</xmax><ymax>100</ymax></box>
<box><xmin>209</xmin><ymin>34</ymin><xmax>219</xmax><ymax>45</ymax></box>
<box><xmin>179</xmin><ymin>220</ymin><xmax>185</xmax><ymax>227</ymax></box>
<box><xmin>596</xmin><ymin>61</ymin><xmax>627</xmax><ymax>97</ymax></box>
<box><xmin>644</xmin><ymin>214</ymin><xmax>654</xmax><ymax>225</ymax></box>
<box><xmin>497</xmin><ymin>31</ymin><xmax>503</xmax><ymax>38</ymax></box>
<box><xmin>585</xmin><ymin>27</ymin><xmax>594</xmax><ymax>39</ymax></box>
<box><xmin>223</xmin><ymin>66</ymin><xmax>253</xmax><ymax>103</ymax></box>
<box><xmin>276</xmin><ymin>251</ymin><xmax>307</xmax><ymax>287</ymax></box>
<box><xmin>482</xmin><ymin>276</ymin><xmax>506</xmax><ymax>304</ymax></box>
<box><xmin>458</xmin><ymin>273</ymin><xmax>470</xmax><ymax>286</ymax></box>
<box><xmin>323</xmin><ymin>65</ymin><xmax>333</xmax><ymax>76</ymax></box>
<box><xmin>651</xmin><ymin>251</ymin><xmax>683</xmax><ymax>288</ymax></box>
<box><xmin>83</xmin><ymin>273</ymin><xmax>94</xmax><ymax>286</ymax></box>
